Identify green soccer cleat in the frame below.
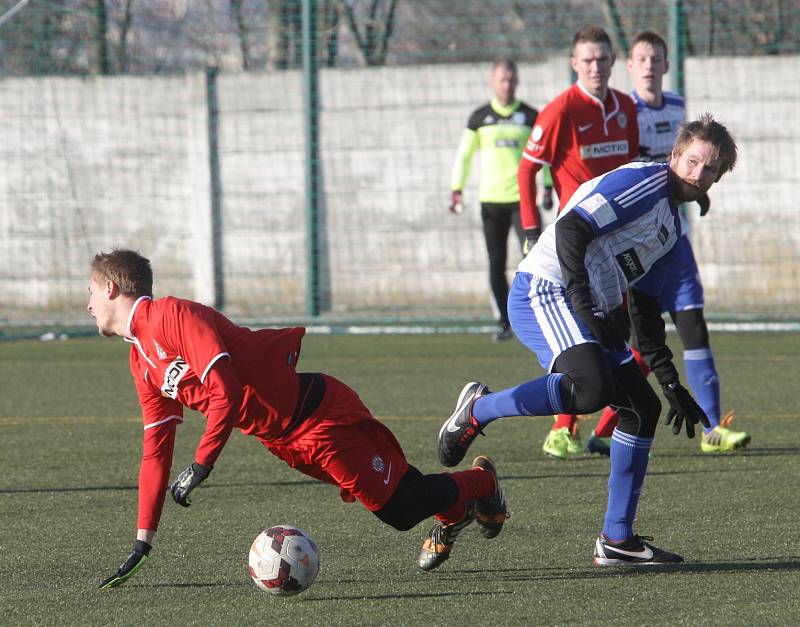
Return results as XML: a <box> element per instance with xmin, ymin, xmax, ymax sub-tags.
<box><xmin>701</xmin><ymin>412</ymin><xmax>751</xmax><ymax>453</ymax></box>
<box><xmin>542</xmin><ymin>426</ymin><xmax>570</xmax><ymax>460</ymax></box>
<box><xmin>543</xmin><ymin>425</ymin><xmax>586</xmax><ymax>460</ymax></box>
<box><xmin>566</xmin><ymin>425</ymin><xmax>587</xmax><ymax>455</ymax></box>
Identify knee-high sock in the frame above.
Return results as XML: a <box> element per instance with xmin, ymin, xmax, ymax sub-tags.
<box><xmin>594</xmin><ymin>406</ymin><xmax>618</xmax><ymax>438</ymax></box>
<box><xmin>472</xmin><ymin>374</ymin><xmax>565</xmax><ymax>426</ymax></box>
<box><xmin>683</xmin><ymin>348</ymin><xmax>721</xmax><ymax>430</ymax></box>
<box><xmin>602</xmin><ymin>429</ymin><xmax>653</xmax><ymax>541</ymax></box>
<box><xmin>552</xmin><ymin>413</ymin><xmax>578</xmax><ymax>431</ymax></box>
<box><xmin>436</xmin><ymin>468</ymin><xmax>496</xmax><ymax>524</ymax></box>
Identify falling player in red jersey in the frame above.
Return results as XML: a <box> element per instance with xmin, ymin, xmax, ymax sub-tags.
<box><xmin>91</xmin><ymin>249</ymin><xmax>508</xmax><ymax>588</ymax></box>
<box><xmin>517</xmin><ymin>26</ymin><xmax>639</xmax><ymax>459</ymax></box>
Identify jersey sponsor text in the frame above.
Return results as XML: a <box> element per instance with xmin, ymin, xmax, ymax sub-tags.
<box><xmin>161</xmin><ymin>357</ymin><xmax>189</xmax><ymax>399</ymax></box>
<box><xmin>580</xmin><ymin>140</ymin><xmax>629</xmax><ymax>160</ymax></box>
<box><xmin>616</xmin><ymin>249</ymin><xmax>646</xmax><ymax>282</ymax></box>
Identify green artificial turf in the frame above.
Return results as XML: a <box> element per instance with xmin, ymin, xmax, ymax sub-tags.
<box><xmin>2</xmin><ymin>333</ymin><xmax>799</xmax><ymax>625</ymax></box>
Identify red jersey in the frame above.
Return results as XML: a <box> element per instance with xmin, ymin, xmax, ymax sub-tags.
<box><xmin>518</xmin><ymin>82</ymin><xmax>639</xmax><ymax>228</ymax></box>
<box><xmin>125</xmin><ymin>296</ymin><xmax>305</xmax><ymax>529</ymax></box>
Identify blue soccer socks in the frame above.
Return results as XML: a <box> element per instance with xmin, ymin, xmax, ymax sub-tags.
<box><xmin>602</xmin><ymin>429</ymin><xmax>653</xmax><ymax>541</ymax></box>
<box><xmin>472</xmin><ymin>373</ymin><xmax>565</xmax><ymax>426</ymax></box>
<box><xmin>683</xmin><ymin>347</ymin><xmax>721</xmax><ymax>430</ymax></box>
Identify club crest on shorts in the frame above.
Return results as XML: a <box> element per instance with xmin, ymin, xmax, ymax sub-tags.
<box><xmin>371</xmin><ymin>455</ymin><xmax>385</xmax><ymax>473</ymax></box>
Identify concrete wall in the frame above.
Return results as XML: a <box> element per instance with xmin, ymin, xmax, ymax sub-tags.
<box><xmin>1</xmin><ymin>55</ymin><xmax>798</xmax><ymax>323</ymax></box>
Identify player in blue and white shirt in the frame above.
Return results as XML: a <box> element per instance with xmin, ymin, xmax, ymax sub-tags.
<box><xmin>437</xmin><ymin>114</ymin><xmax>738</xmax><ymax>565</ymax></box>
<box><xmin>589</xmin><ymin>31</ymin><xmax>750</xmax><ymax>455</ymax></box>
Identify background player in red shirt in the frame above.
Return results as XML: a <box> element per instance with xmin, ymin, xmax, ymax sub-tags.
<box><xmin>90</xmin><ymin>249</ymin><xmax>508</xmax><ymax>588</ymax></box>
<box><xmin>517</xmin><ymin>26</ymin><xmax>639</xmax><ymax>459</ymax></box>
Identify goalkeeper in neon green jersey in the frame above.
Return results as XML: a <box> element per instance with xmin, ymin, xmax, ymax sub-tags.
<box><xmin>449</xmin><ymin>58</ymin><xmax>553</xmax><ymax>341</ymax></box>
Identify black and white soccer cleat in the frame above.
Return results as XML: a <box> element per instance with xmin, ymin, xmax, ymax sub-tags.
<box><xmin>593</xmin><ymin>534</ymin><xmax>684</xmax><ymax>565</ymax></box>
<box><xmin>437</xmin><ymin>382</ymin><xmax>490</xmax><ymax>467</ymax></box>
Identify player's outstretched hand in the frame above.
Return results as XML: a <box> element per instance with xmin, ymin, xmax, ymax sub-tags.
<box><xmin>697</xmin><ymin>193</ymin><xmax>711</xmax><ymax>217</ymax></box>
<box><xmin>449</xmin><ymin>190</ymin><xmax>463</xmax><ymax>214</ymax></box>
<box><xmin>522</xmin><ymin>227</ymin><xmax>541</xmax><ymax>255</ymax></box>
<box><xmin>99</xmin><ymin>540</ymin><xmax>151</xmax><ymax>589</ymax></box>
<box><xmin>661</xmin><ymin>382</ymin><xmax>710</xmax><ymax>438</ymax></box>
<box><xmin>171</xmin><ymin>462</ymin><xmax>211</xmax><ymax>507</ymax></box>
<box><xmin>541</xmin><ymin>186</ymin><xmax>554</xmax><ymax>211</ymax></box>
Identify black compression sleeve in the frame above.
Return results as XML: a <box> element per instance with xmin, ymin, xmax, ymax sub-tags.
<box><xmin>556</xmin><ymin>212</ymin><xmax>596</xmax><ymax>315</ymax></box>
<box><xmin>629</xmin><ymin>287</ymin><xmax>679</xmax><ymax>385</ymax></box>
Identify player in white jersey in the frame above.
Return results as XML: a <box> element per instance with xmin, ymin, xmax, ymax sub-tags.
<box><xmin>437</xmin><ymin>114</ymin><xmax>738</xmax><ymax>564</ymax></box>
<box><xmin>587</xmin><ymin>31</ymin><xmax>751</xmax><ymax>456</ymax></box>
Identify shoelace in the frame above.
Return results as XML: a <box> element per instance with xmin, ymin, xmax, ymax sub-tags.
<box><xmin>719</xmin><ymin>411</ymin><xmax>736</xmax><ymax>429</ymax></box>
<box><xmin>458</xmin><ymin>419</ymin><xmax>484</xmax><ymax>445</ymax></box>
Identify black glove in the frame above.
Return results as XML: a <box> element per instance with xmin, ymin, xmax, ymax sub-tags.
<box><xmin>171</xmin><ymin>462</ymin><xmax>211</xmax><ymax>507</ymax></box>
<box><xmin>522</xmin><ymin>227</ymin><xmax>541</xmax><ymax>255</ymax></box>
<box><xmin>697</xmin><ymin>193</ymin><xmax>711</xmax><ymax>217</ymax></box>
<box><xmin>99</xmin><ymin>540</ymin><xmax>152</xmax><ymax>589</ymax></box>
<box><xmin>661</xmin><ymin>381</ymin><xmax>710</xmax><ymax>438</ymax></box>
<box><xmin>580</xmin><ymin>310</ymin><xmax>627</xmax><ymax>352</ymax></box>
<box><xmin>541</xmin><ymin>186</ymin><xmax>554</xmax><ymax>211</ymax></box>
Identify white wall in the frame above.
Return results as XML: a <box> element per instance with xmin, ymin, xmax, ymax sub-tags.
<box><xmin>1</xmin><ymin>55</ymin><xmax>797</xmax><ymax>323</ymax></box>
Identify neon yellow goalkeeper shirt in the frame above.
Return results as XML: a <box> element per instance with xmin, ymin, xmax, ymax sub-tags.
<box><xmin>450</xmin><ymin>98</ymin><xmax>547</xmax><ymax>203</ymax></box>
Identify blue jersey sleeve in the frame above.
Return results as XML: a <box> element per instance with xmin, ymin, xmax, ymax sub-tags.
<box><xmin>570</xmin><ymin>163</ymin><xmax>670</xmax><ymax>236</ymax></box>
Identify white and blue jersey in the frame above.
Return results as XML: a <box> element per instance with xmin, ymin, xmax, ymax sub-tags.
<box><xmin>519</xmin><ymin>162</ymin><xmax>681</xmax><ymax>313</ymax></box>
<box><xmin>512</xmin><ymin>162</ymin><xmax>681</xmax><ymax>371</ymax></box>
<box><xmin>633</xmin><ymin>233</ymin><xmax>704</xmax><ymax>311</ymax></box>
<box><xmin>632</xmin><ymin>90</ymin><xmax>685</xmax><ymax>162</ymax></box>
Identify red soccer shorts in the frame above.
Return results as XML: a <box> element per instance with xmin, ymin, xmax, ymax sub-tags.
<box><xmin>259</xmin><ymin>374</ymin><xmax>409</xmax><ymax>512</ymax></box>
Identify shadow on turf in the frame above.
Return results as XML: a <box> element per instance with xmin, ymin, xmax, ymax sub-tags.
<box><xmin>502</xmin><ymin>467</ymin><xmax>731</xmax><ymax>482</ymax></box>
<box><xmin>0</xmin><ymin>479</ymin><xmax>320</xmax><ymax>495</ymax></box>
<box><xmin>121</xmin><ymin>558</ymin><xmax>800</xmax><ymax>596</ymax></box>
<box><xmin>302</xmin><ymin>589</ymin><xmax>515</xmax><ymax>602</ymax></box>
<box><xmin>439</xmin><ymin>557</ymin><xmax>800</xmax><ymax>581</ymax></box>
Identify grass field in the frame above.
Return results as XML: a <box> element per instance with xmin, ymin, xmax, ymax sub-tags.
<box><xmin>2</xmin><ymin>332</ymin><xmax>800</xmax><ymax>625</ymax></box>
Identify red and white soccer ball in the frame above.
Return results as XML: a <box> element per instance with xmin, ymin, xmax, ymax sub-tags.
<box><xmin>248</xmin><ymin>525</ymin><xmax>320</xmax><ymax>596</ymax></box>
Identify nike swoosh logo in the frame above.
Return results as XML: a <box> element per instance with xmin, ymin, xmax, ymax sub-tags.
<box><xmin>609</xmin><ymin>545</ymin><xmax>654</xmax><ymax>559</ymax></box>
<box><xmin>445</xmin><ymin>415</ymin><xmax>465</xmax><ymax>433</ymax></box>
<box><xmin>578</xmin><ymin>123</ymin><xmax>592</xmax><ymax>132</ymax></box>
<box><xmin>383</xmin><ymin>462</ymin><xmax>392</xmax><ymax>485</ymax></box>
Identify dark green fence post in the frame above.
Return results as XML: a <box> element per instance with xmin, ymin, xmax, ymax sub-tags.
<box><xmin>669</xmin><ymin>0</ymin><xmax>686</xmax><ymax>97</ymax></box>
<box><xmin>206</xmin><ymin>65</ymin><xmax>225</xmax><ymax>310</ymax></box>
<box><xmin>302</xmin><ymin>0</ymin><xmax>321</xmax><ymax>317</ymax></box>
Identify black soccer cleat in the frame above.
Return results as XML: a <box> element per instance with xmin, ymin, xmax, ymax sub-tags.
<box><xmin>472</xmin><ymin>455</ymin><xmax>509</xmax><ymax>539</ymax></box>
<box><xmin>592</xmin><ymin>534</ymin><xmax>684</xmax><ymax>566</ymax></box>
<box><xmin>493</xmin><ymin>324</ymin><xmax>513</xmax><ymax>342</ymax></box>
<box><xmin>418</xmin><ymin>500</ymin><xmax>476</xmax><ymax>571</ymax></box>
<box><xmin>587</xmin><ymin>431</ymin><xmax>612</xmax><ymax>456</ymax></box>
<box><xmin>437</xmin><ymin>382</ymin><xmax>490</xmax><ymax>467</ymax></box>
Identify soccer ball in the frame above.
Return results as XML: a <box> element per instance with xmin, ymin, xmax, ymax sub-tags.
<box><xmin>248</xmin><ymin>525</ymin><xmax>320</xmax><ymax>596</ymax></box>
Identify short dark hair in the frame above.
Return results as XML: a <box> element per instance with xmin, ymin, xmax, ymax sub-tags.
<box><xmin>673</xmin><ymin>113</ymin><xmax>738</xmax><ymax>179</ymax></box>
<box><xmin>571</xmin><ymin>26</ymin><xmax>612</xmax><ymax>55</ymax></box>
<box><xmin>630</xmin><ymin>31</ymin><xmax>668</xmax><ymax>60</ymax></box>
<box><xmin>492</xmin><ymin>57</ymin><xmax>518</xmax><ymax>75</ymax></box>
<box><xmin>91</xmin><ymin>249</ymin><xmax>153</xmax><ymax>297</ymax></box>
